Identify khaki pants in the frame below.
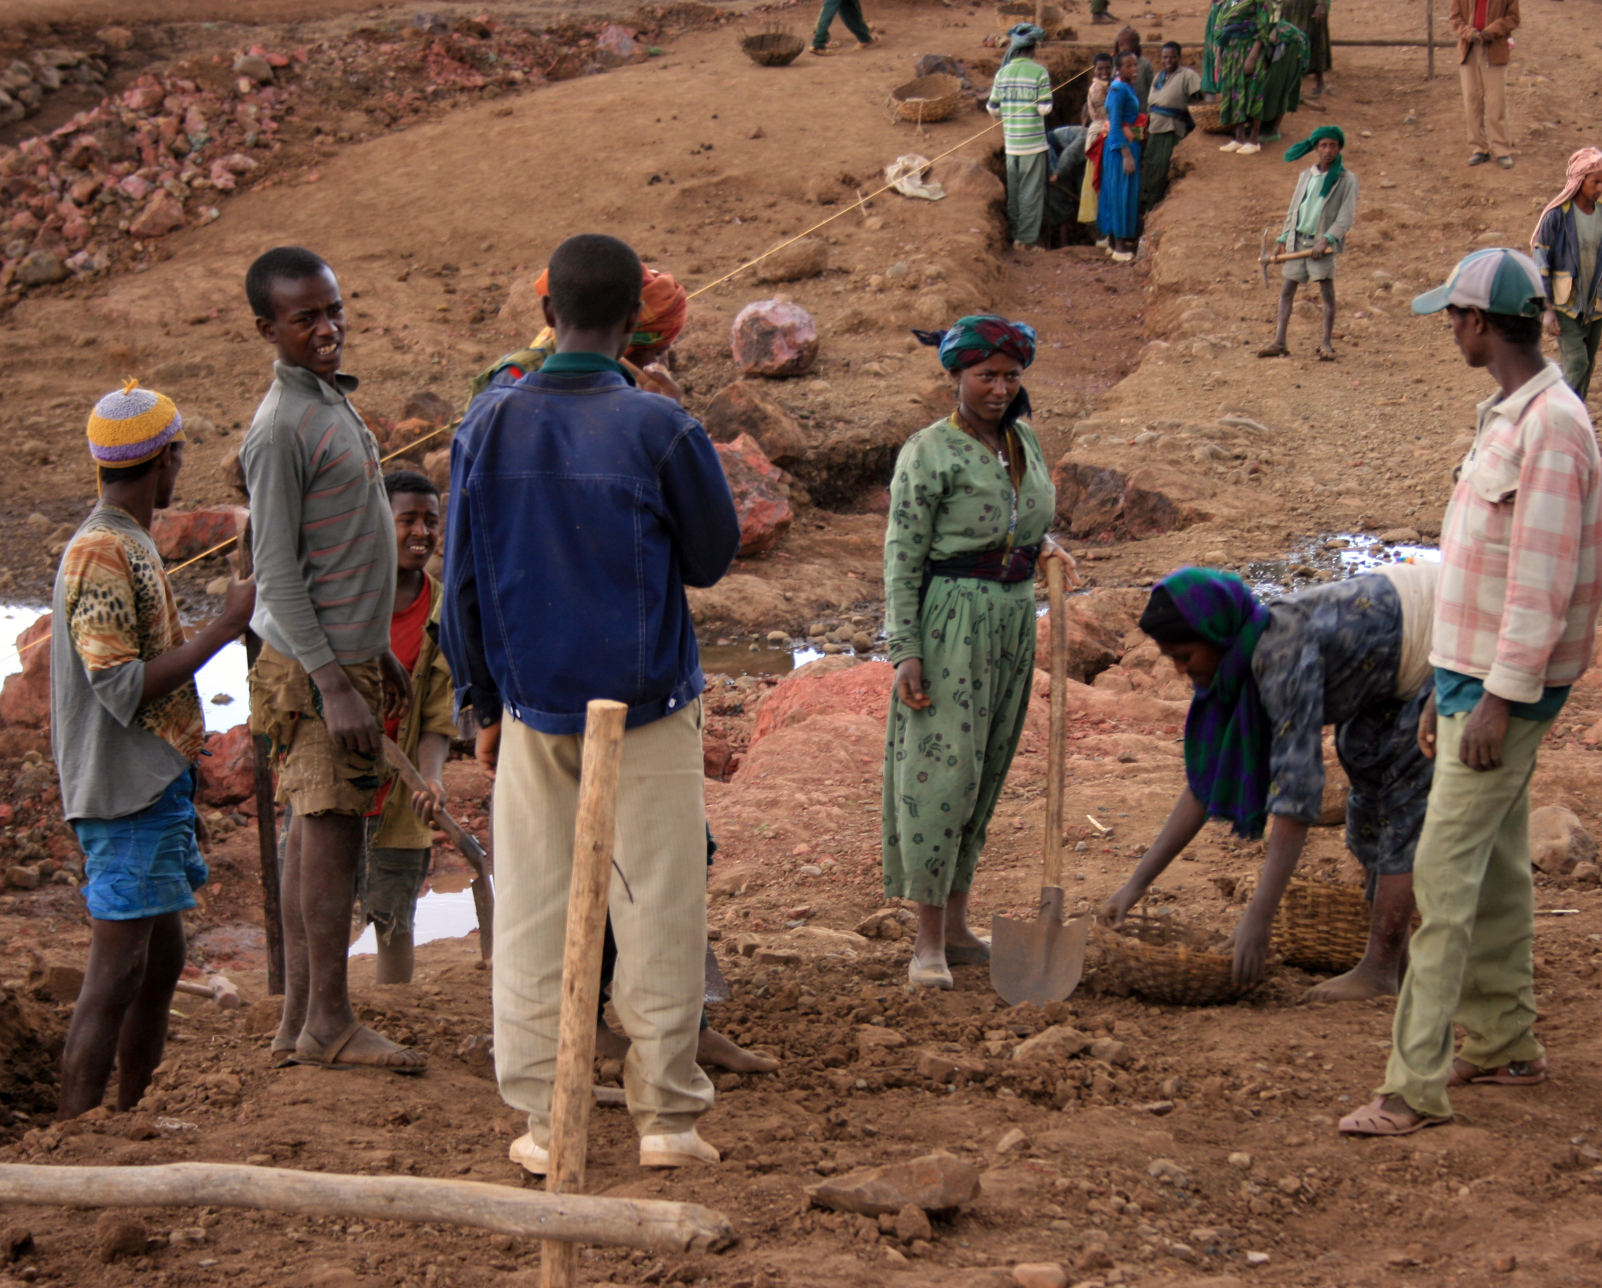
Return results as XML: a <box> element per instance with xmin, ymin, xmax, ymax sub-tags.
<box><xmin>1378</xmin><ymin>711</ymin><xmax>1553</xmax><ymax>1119</ymax></box>
<box><xmin>1459</xmin><ymin>42</ymin><xmax>1511</xmax><ymax>158</ymax></box>
<box><xmin>492</xmin><ymin>702</ymin><xmax>713</xmax><ymax>1143</ymax></box>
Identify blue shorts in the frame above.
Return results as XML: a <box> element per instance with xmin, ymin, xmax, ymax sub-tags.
<box><xmin>72</xmin><ymin>768</ymin><xmax>208</xmax><ymax>921</ymax></box>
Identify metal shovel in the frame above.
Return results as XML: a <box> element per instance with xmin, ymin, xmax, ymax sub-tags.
<box><xmin>990</xmin><ymin>557</ymin><xmax>1091</xmax><ymax>1006</ymax></box>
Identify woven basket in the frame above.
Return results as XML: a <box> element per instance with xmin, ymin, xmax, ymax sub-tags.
<box><xmin>995</xmin><ymin>2</ymin><xmax>1066</xmax><ymax>35</ymax></box>
<box><xmin>1095</xmin><ymin>914</ymin><xmax>1246</xmax><ymax>1006</ymax></box>
<box><xmin>1190</xmin><ymin>101</ymin><xmax>1231</xmax><ymax>135</ymax></box>
<box><xmin>1233</xmin><ymin>878</ymin><xmax>1421</xmax><ymax>973</ymax></box>
<box><xmin>889</xmin><ymin>74</ymin><xmax>964</xmax><ymax>124</ymax></box>
<box><xmin>741</xmin><ymin>30</ymin><xmax>805</xmax><ymax>67</ymax></box>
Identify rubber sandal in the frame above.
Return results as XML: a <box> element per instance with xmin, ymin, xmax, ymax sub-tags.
<box><xmin>945</xmin><ymin>939</ymin><xmax>992</xmax><ymax>966</ymax></box>
<box><xmin>1448</xmin><ymin>1057</ymin><xmax>1547</xmax><ymax>1087</ymax></box>
<box><xmin>1338</xmin><ymin>1096</ymin><xmax>1448</xmax><ymax>1136</ymax></box>
<box><xmin>269</xmin><ymin>1040</ymin><xmax>297</xmax><ymax>1069</ymax></box>
<box><xmin>908</xmin><ymin>951</ymin><xmax>953</xmax><ymax>990</ymax></box>
<box><xmin>1257</xmin><ymin>343</ymin><xmax>1289</xmax><ymax>358</ymax></box>
<box><xmin>1317</xmin><ymin>345</ymin><xmax>1337</xmax><ymax>362</ymax></box>
<box><xmin>291</xmin><ymin>1020</ymin><xmax>427</xmax><ymax>1073</ymax></box>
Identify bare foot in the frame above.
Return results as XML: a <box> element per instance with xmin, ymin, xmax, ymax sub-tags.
<box><xmin>1304</xmin><ymin>963</ymin><xmax>1400</xmax><ymax>1004</ymax></box>
<box><xmin>698</xmin><ymin>1027</ymin><xmax>779</xmax><ymax>1073</ymax></box>
<box><xmin>595</xmin><ymin>1018</ymin><xmax>631</xmax><ymax>1061</ymax></box>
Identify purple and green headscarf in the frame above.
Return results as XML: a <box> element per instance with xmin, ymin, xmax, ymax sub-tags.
<box><xmin>911</xmin><ymin>315</ymin><xmax>1037</xmax><ymax>371</ymax></box>
<box><xmin>1143</xmin><ymin>568</ymin><xmax>1272</xmax><ymax>838</ymax></box>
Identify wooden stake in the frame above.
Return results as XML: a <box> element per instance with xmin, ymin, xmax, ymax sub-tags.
<box><xmin>1426</xmin><ymin>0</ymin><xmax>1435</xmax><ymax>79</ymax></box>
<box><xmin>0</xmin><ymin>1163</ymin><xmax>731</xmax><ymax>1252</ymax></box>
<box><xmin>543</xmin><ymin>698</ymin><xmax>629</xmax><ymax>1288</ymax></box>
<box><xmin>1044</xmin><ymin>558</ymin><xmax>1067</xmax><ymax>890</ymax></box>
<box><xmin>235</xmin><ymin>518</ymin><xmax>284</xmax><ymax>995</ymax></box>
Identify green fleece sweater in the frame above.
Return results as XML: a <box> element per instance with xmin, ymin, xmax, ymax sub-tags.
<box><xmin>240</xmin><ymin>361</ymin><xmax>396</xmax><ymax>672</ymax></box>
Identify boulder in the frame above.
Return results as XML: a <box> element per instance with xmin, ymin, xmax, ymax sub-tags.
<box><xmin>895</xmin><ymin>1203</ymin><xmax>933</xmax><ymax>1243</ymax></box>
<box><xmin>807</xmin><ymin>1152</ymin><xmax>981</xmax><ymax>1217</ymax></box>
<box><xmin>714</xmin><ymin>434</ymin><xmax>793</xmax><ymax>557</ymax></box>
<box><xmin>731</xmin><ymin>298</ymin><xmax>818</xmax><ymax>378</ymax></box>
<box><xmin>1529</xmin><ymin>805</ymin><xmax>1597</xmax><ymax>876</ymax></box>
<box><xmin>233</xmin><ymin>53</ymin><xmax>274</xmax><ymax>83</ymax></box>
<box><xmin>750</xmin><ymin>658</ymin><xmax>893</xmax><ymax>747</ymax></box>
<box><xmin>0</xmin><ymin>616</ymin><xmax>52</xmax><ymax>729</ymax></box>
<box><xmin>754</xmin><ymin>237</ymin><xmax>828</xmax><ymax>284</ymax></box>
<box><xmin>790</xmin><ymin>418</ymin><xmax>918</xmax><ymax>511</ymax></box>
<box><xmin>1034</xmin><ymin>592</ymin><xmax>1136</xmax><ymax>684</ymax></box>
<box><xmin>128</xmin><ymin>190</ymin><xmax>186</xmax><ymax>239</ymax></box>
<box><xmin>198</xmin><ymin>725</ymin><xmax>255</xmax><ymax>807</ymax></box>
<box><xmin>16</xmin><ymin>250</ymin><xmax>68</xmax><ymax>287</ymax></box>
<box><xmin>149</xmin><ymin>505</ymin><xmax>247</xmax><ymax>563</ymax></box>
<box><xmin>703</xmin><ymin>382</ymin><xmax>809</xmax><ymax>468</ymax></box>
<box><xmin>1052</xmin><ymin>458</ymin><xmax>1198</xmax><ymax>541</ymax></box>
<box><xmin>937</xmin><ymin>156</ymin><xmax>1005</xmax><ymax>202</ymax></box>
<box><xmin>94</xmin><ymin>1213</ymin><xmax>147</xmax><ymax>1263</ymax></box>
<box><xmin>593</xmin><ymin>23</ymin><xmax>641</xmax><ymax>65</ymax></box>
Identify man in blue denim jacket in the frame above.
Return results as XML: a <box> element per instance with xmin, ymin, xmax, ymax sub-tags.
<box><xmin>441</xmin><ymin>233</ymin><xmax>740</xmax><ymax>1176</ymax></box>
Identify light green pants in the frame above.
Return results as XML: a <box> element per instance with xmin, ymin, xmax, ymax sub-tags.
<box><xmin>1006</xmin><ymin>151</ymin><xmax>1049</xmax><ymax>248</ymax></box>
<box><xmin>1557</xmin><ymin>312</ymin><xmax>1601</xmax><ymax>404</ymax></box>
<box><xmin>1378</xmin><ymin>711</ymin><xmax>1553</xmax><ymax>1119</ymax></box>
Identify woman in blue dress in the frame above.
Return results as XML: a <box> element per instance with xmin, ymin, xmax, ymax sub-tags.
<box><xmin>1099</xmin><ymin>50</ymin><xmax>1143</xmax><ymax>262</ymax></box>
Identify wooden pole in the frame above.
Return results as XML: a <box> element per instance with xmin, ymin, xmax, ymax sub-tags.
<box><xmin>1426</xmin><ymin>0</ymin><xmax>1435</xmax><ymax>80</ymax></box>
<box><xmin>235</xmin><ymin>518</ymin><xmax>285</xmax><ymax>995</ymax></box>
<box><xmin>1044</xmin><ymin>559</ymin><xmax>1067</xmax><ymax>888</ymax></box>
<box><xmin>0</xmin><ymin>1163</ymin><xmax>731</xmax><ymax>1253</ymax></box>
<box><xmin>543</xmin><ymin>698</ymin><xmax>628</xmax><ymax>1288</ymax></box>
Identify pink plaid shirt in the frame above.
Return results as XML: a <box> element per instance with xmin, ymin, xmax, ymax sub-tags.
<box><xmin>1430</xmin><ymin>364</ymin><xmax>1602</xmax><ymax>703</ymax></box>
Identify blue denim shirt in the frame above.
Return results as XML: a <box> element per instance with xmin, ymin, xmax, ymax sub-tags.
<box><xmin>440</xmin><ymin>365</ymin><xmax>740</xmax><ymax>736</ymax></box>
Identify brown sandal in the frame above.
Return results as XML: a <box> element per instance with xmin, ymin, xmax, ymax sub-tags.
<box><xmin>1256</xmin><ymin>342</ymin><xmax>1289</xmax><ymax>358</ymax></box>
<box><xmin>1338</xmin><ymin>1096</ymin><xmax>1448</xmax><ymax>1136</ymax></box>
<box><xmin>290</xmin><ymin>1020</ymin><xmax>427</xmax><ymax>1074</ymax></box>
<box><xmin>1448</xmin><ymin>1057</ymin><xmax>1547</xmax><ymax>1087</ymax></box>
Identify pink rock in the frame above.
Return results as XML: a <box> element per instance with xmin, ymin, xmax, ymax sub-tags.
<box><xmin>122</xmin><ymin>82</ymin><xmax>165</xmax><ymax>111</ymax></box>
<box><xmin>714</xmin><ymin>433</ymin><xmax>792</xmax><ymax>557</ymax></box>
<box><xmin>183</xmin><ymin>105</ymin><xmax>209</xmax><ymax>136</ymax></box>
<box><xmin>807</xmin><ymin>1151</ymin><xmax>981</xmax><ymax>1217</ymax></box>
<box><xmin>730</xmin><ymin>298</ymin><xmax>818</xmax><ymax>378</ymax></box>
<box><xmin>593</xmin><ymin>23</ymin><xmax>640</xmax><ymax>65</ymax></box>
<box><xmin>198</xmin><ymin>725</ymin><xmax>255</xmax><ymax>807</ymax></box>
<box><xmin>149</xmin><ymin>505</ymin><xmax>247</xmax><ymax>562</ymax></box>
<box><xmin>750</xmin><ymin>659</ymin><xmax>894</xmax><ymax>748</ymax></box>
<box><xmin>128</xmin><ymin>190</ymin><xmax>185</xmax><ymax>238</ymax></box>
<box><xmin>118</xmin><ymin>173</ymin><xmax>151</xmax><ymax>200</ymax></box>
<box><xmin>0</xmin><ymin>616</ymin><xmax>52</xmax><ymax>730</ymax></box>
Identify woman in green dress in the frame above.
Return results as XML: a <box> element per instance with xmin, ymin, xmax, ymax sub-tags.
<box><xmin>1201</xmin><ymin>0</ymin><xmax>1225</xmax><ymax>95</ymax></box>
<box><xmin>1257</xmin><ymin>17</ymin><xmax>1310</xmax><ymax>143</ymax></box>
<box><xmin>883</xmin><ymin>316</ymin><xmax>1077</xmax><ymax>989</ymax></box>
<box><xmin>1214</xmin><ymin>0</ymin><xmax>1275</xmax><ymax>154</ymax></box>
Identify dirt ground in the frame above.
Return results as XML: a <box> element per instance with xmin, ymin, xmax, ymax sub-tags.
<box><xmin>5</xmin><ymin>0</ymin><xmax>1602</xmax><ymax>1283</ymax></box>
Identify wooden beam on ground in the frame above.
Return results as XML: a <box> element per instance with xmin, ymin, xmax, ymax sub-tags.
<box><xmin>543</xmin><ymin>698</ymin><xmax>628</xmax><ymax>1288</ymax></box>
<box><xmin>0</xmin><ymin>1163</ymin><xmax>732</xmax><ymax>1254</ymax></box>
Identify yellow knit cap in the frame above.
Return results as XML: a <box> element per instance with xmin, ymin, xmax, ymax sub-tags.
<box><xmin>86</xmin><ymin>378</ymin><xmax>186</xmax><ymax>468</ymax></box>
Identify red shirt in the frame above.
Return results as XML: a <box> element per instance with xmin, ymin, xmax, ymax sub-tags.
<box><xmin>367</xmin><ymin>578</ymin><xmax>432</xmax><ymax>818</ymax></box>
<box><xmin>1473</xmin><ymin>0</ymin><xmax>1488</xmax><ymax>28</ymax></box>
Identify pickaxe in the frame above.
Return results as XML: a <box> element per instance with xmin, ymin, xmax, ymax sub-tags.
<box><xmin>381</xmin><ymin>735</ymin><xmax>494</xmax><ymax>962</ymax></box>
<box><xmin>1260</xmin><ymin>226</ymin><xmax>1323</xmax><ymax>286</ymax></box>
<box><xmin>173</xmin><ymin>974</ymin><xmax>241</xmax><ymax>1009</ymax></box>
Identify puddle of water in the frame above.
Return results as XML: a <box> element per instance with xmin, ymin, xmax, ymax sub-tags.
<box><xmin>699</xmin><ymin>643</ymin><xmax>826</xmax><ymax>676</ymax></box>
<box><xmin>348</xmin><ymin>876</ymin><xmax>489</xmax><ymax>956</ymax></box>
<box><xmin>1244</xmin><ymin>532</ymin><xmax>1440</xmax><ymax>597</ymax></box>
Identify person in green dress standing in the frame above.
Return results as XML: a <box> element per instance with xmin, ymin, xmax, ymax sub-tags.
<box><xmin>883</xmin><ymin>316</ymin><xmax>1077</xmax><ymax>990</ymax></box>
<box><xmin>1215</xmin><ymin>0</ymin><xmax>1275</xmax><ymax>155</ymax></box>
<box><xmin>1257</xmin><ymin>16</ymin><xmax>1310</xmax><ymax>144</ymax></box>
<box><xmin>1201</xmin><ymin>0</ymin><xmax>1224</xmax><ymax>95</ymax></box>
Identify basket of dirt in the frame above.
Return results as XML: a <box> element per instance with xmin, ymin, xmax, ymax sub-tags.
<box><xmin>1235</xmin><ymin>877</ymin><xmax>1417</xmax><ymax>973</ymax></box>
<box><xmin>1094</xmin><ymin>913</ymin><xmax>1246</xmax><ymax>1006</ymax></box>
<box><xmin>741</xmin><ymin>29</ymin><xmax>805</xmax><ymax>67</ymax></box>
<box><xmin>889</xmin><ymin>74</ymin><xmax>964</xmax><ymax>124</ymax></box>
<box><xmin>1190</xmin><ymin>102</ymin><xmax>1231</xmax><ymax>135</ymax></box>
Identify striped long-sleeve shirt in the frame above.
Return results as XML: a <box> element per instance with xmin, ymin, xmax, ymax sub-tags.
<box><xmin>241</xmin><ymin>360</ymin><xmax>396</xmax><ymax>672</ymax></box>
<box><xmin>987</xmin><ymin>57</ymin><xmax>1054</xmax><ymax>155</ymax></box>
<box><xmin>1429</xmin><ymin>363</ymin><xmax>1602</xmax><ymax>703</ymax></box>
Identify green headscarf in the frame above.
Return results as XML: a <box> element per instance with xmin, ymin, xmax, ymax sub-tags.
<box><xmin>1284</xmin><ymin>125</ymin><xmax>1346</xmax><ymax>197</ymax></box>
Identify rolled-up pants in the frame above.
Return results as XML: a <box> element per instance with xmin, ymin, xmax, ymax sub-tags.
<box><xmin>1378</xmin><ymin>710</ymin><xmax>1553</xmax><ymax>1119</ymax></box>
<box><xmin>1459</xmin><ymin>42</ymin><xmax>1511</xmax><ymax>158</ymax></box>
<box><xmin>492</xmin><ymin>702</ymin><xmax>713</xmax><ymax>1144</ymax></box>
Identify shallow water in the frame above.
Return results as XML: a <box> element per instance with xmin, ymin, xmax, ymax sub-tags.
<box><xmin>1243</xmin><ymin>531</ymin><xmax>1440</xmax><ymax>597</ymax></box>
<box><xmin>347</xmin><ymin>870</ymin><xmax>486</xmax><ymax>956</ymax></box>
<box><xmin>698</xmin><ymin>642</ymin><xmax>824</xmax><ymax>676</ymax></box>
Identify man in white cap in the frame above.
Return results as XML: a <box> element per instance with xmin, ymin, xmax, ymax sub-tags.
<box><xmin>1341</xmin><ymin>248</ymin><xmax>1602</xmax><ymax>1136</ymax></box>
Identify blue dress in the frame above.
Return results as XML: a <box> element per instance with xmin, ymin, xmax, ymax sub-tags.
<box><xmin>1099</xmin><ymin>78</ymin><xmax>1142</xmax><ymax>241</ymax></box>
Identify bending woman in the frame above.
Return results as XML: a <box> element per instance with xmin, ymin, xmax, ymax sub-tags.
<box><xmin>884</xmin><ymin>316</ymin><xmax>1076</xmax><ymax>990</ymax></box>
<box><xmin>1103</xmin><ymin>564</ymin><xmax>1437</xmax><ymax>998</ymax></box>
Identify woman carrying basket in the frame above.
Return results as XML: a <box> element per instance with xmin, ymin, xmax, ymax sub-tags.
<box><xmin>882</xmin><ymin>316</ymin><xmax>1076</xmax><ymax>990</ymax></box>
<box><xmin>1103</xmin><ymin>564</ymin><xmax>1438</xmax><ymax>999</ymax></box>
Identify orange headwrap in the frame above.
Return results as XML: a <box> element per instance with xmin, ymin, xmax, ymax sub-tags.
<box><xmin>532</xmin><ymin>263</ymin><xmax>689</xmax><ymax>353</ymax></box>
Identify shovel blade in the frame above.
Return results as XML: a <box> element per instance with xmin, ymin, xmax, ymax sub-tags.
<box><xmin>989</xmin><ymin>894</ymin><xmax>1090</xmax><ymax>1007</ymax></box>
<box><xmin>704</xmin><ymin>945</ymin><xmax>731</xmax><ymax>1005</ymax></box>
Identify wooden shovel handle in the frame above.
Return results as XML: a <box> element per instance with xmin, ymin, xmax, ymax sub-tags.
<box><xmin>1043</xmin><ymin>558</ymin><xmax>1068</xmax><ymax>890</ymax></box>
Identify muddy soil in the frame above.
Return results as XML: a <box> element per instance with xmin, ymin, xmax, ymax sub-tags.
<box><xmin>4</xmin><ymin>0</ymin><xmax>1602</xmax><ymax>1284</ymax></box>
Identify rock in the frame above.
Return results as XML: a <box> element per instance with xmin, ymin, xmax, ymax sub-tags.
<box><xmin>95</xmin><ymin>1213</ymin><xmax>147</xmax><ymax>1263</ymax></box>
<box><xmin>2</xmin><ymin>1226</ymin><xmax>34</xmax><ymax>1261</ymax></box>
<box><xmin>1530</xmin><ymin>805</ymin><xmax>1596</xmax><ymax>875</ymax></box>
<box><xmin>1089</xmin><ymin>1038</ymin><xmax>1132</xmax><ymax>1068</ymax></box>
<box><xmin>915</xmin><ymin>1047</ymin><xmax>986</xmax><ymax>1084</ymax></box>
<box><xmin>1032</xmin><ymin>592</ymin><xmax>1136</xmax><ymax>685</ymax></box>
<box><xmin>1378</xmin><ymin>527</ymin><xmax>1420</xmax><ymax>545</ymax></box>
<box><xmin>755</xmin><ymin>237</ymin><xmax>828</xmax><ymax>283</ymax></box>
<box><xmin>766</xmin><ymin>630</ymin><xmax>790</xmax><ymax>645</ymax></box>
<box><xmin>401</xmin><ymin>389</ymin><xmax>456</xmax><ymax>425</ymax></box>
<box><xmin>1074</xmin><ymin>1243</ymin><xmax>1113</xmax><ymax>1273</ymax></box>
<box><xmin>856</xmin><ymin>1026</ymin><xmax>907</xmax><ymax>1059</ymax></box>
<box><xmin>1227</xmin><ymin>1151</ymin><xmax>1252</xmax><ymax>1169</ymax></box>
<box><xmin>97</xmin><ymin>26</ymin><xmax>135</xmax><ymax>49</ymax></box>
<box><xmin>129</xmin><ymin>191</ymin><xmax>186</xmax><ymax>239</ymax></box>
<box><xmin>5</xmin><ymin>865</ymin><xmax>40</xmax><ymax>890</ymax></box>
<box><xmin>807</xmin><ymin>1152</ymin><xmax>981</xmax><ymax>1216</ymax></box>
<box><xmin>1012</xmin><ymin>1024</ymin><xmax>1091</xmax><ymax>1062</ymax></box>
<box><xmin>1244</xmin><ymin>1251</ymin><xmax>1271</xmax><ymax>1266</ymax></box>
<box><xmin>731</xmin><ymin>298</ymin><xmax>819</xmax><ymax>378</ymax></box>
<box><xmin>16</xmin><ymin>250</ymin><xmax>68</xmax><ymax>287</ymax></box>
<box><xmin>714</xmin><ymin>433</ymin><xmax>793</xmax><ymax>556</ymax></box>
<box><xmin>1147</xmin><ymin>1158</ymin><xmax>1190</xmax><ymax>1187</ymax></box>
<box><xmin>894</xmin><ymin>1202</ymin><xmax>932</xmax><ymax>1243</ymax></box>
<box><xmin>1574</xmin><ymin>861</ymin><xmax>1601</xmax><ymax>883</ymax></box>
<box><xmin>149</xmin><ymin>505</ymin><xmax>247</xmax><ymax>563</ymax></box>
<box><xmin>703</xmin><ymin>381</ymin><xmax>809</xmax><ymax>467</ymax></box>
<box><xmin>1491</xmin><ymin>1253</ymin><xmax>1517</xmax><ymax>1273</ymax></box>
<box><xmin>851</xmin><ymin>631</ymin><xmax>875</xmax><ymax>653</ymax></box>
<box><xmin>937</xmin><ymin>156</ymin><xmax>1005</xmax><ymax>201</ymax></box>
<box><xmin>749</xmin><ymin>658</ymin><xmax>891</xmax><ymax>747</ymax></box>
<box><xmin>1052</xmin><ymin>458</ymin><xmax>1199</xmax><ymax>541</ymax></box>
<box><xmin>1012</xmin><ymin>1264</ymin><xmax>1067</xmax><ymax>1288</ymax></box>
<box><xmin>0</xmin><ymin>615</ymin><xmax>52</xmax><ymax>729</ymax></box>
<box><xmin>995</xmin><ymin>1127</ymin><xmax>1030</xmax><ymax>1154</ymax></box>
<box><xmin>233</xmin><ymin>53</ymin><xmax>274</xmax><ymax>83</ymax></box>
<box><xmin>198</xmin><ymin>725</ymin><xmax>255</xmax><ymax>806</ymax></box>
<box><xmin>34</xmin><ymin>963</ymin><xmax>83</xmax><ymax>1003</ymax></box>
